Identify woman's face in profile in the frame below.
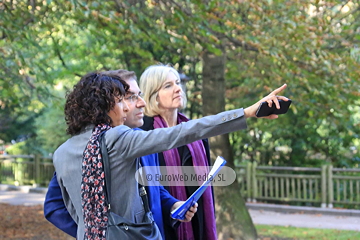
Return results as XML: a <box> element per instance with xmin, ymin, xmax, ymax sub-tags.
<box><xmin>157</xmin><ymin>72</ymin><xmax>183</xmax><ymax>111</ymax></box>
<box><xmin>107</xmin><ymin>96</ymin><xmax>129</xmax><ymax>127</ymax></box>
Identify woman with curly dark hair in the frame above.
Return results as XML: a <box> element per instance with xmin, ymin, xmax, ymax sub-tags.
<box><xmin>64</xmin><ymin>72</ymin><xmax>129</xmax><ymax>135</ymax></box>
<box><xmin>53</xmin><ymin>71</ymin><xmax>288</xmax><ymax>240</ymax></box>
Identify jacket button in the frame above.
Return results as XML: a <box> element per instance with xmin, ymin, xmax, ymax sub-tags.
<box><xmin>234</xmin><ymin>113</ymin><xmax>237</xmax><ymax>118</ymax></box>
<box><xmin>222</xmin><ymin>117</ymin><xmax>226</xmax><ymax>121</ymax></box>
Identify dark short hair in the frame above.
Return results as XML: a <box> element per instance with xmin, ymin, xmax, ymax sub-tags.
<box><xmin>102</xmin><ymin>69</ymin><xmax>137</xmax><ymax>82</ymax></box>
<box><xmin>64</xmin><ymin>72</ymin><xmax>129</xmax><ymax>135</ymax></box>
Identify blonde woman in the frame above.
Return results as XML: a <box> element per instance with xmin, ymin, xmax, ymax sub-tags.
<box><xmin>140</xmin><ymin>64</ymin><xmax>213</xmax><ymax>240</ymax></box>
<box><xmin>140</xmin><ymin>64</ymin><xmax>289</xmax><ymax>240</ymax></box>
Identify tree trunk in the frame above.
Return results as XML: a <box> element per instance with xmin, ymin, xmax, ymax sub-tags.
<box><xmin>202</xmin><ymin>51</ymin><xmax>257</xmax><ymax>240</ymax></box>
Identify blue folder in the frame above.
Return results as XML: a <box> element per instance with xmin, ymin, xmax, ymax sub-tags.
<box><xmin>170</xmin><ymin>156</ymin><xmax>227</xmax><ymax>220</ymax></box>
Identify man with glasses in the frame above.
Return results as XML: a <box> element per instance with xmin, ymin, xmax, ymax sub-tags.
<box><xmin>44</xmin><ymin>69</ymin><xmax>188</xmax><ymax>239</ymax></box>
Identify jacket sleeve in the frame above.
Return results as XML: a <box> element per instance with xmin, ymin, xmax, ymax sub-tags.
<box><xmin>44</xmin><ymin>172</ymin><xmax>78</xmax><ymax>238</ymax></box>
<box><xmin>159</xmin><ymin>184</ymin><xmax>177</xmax><ymax>215</ymax></box>
<box><xmin>107</xmin><ymin>108</ymin><xmax>247</xmax><ymax>162</ymax></box>
<box><xmin>159</xmin><ymin>184</ymin><xmax>181</xmax><ymax>228</ymax></box>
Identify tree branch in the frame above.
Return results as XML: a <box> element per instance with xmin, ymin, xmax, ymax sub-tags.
<box><xmin>50</xmin><ymin>34</ymin><xmax>67</xmax><ymax>68</ymax></box>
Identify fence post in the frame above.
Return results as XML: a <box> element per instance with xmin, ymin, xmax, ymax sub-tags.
<box><xmin>252</xmin><ymin>161</ymin><xmax>257</xmax><ymax>203</ymax></box>
<box><xmin>34</xmin><ymin>155</ymin><xmax>41</xmax><ymax>187</ymax></box>
<box><xmin>246</xmin><ymin>162</ymin><xmax>252</xmax><ymax>202</ymax></box>
<box><xmin>327</xmin><ymin>165</ymin><xmax>333</xmax><ymax>208</ymax></box>
<box><xmin>321</xmin><ymin>165</ymin><xmax>327</xmax><ymax>208</ymax></box>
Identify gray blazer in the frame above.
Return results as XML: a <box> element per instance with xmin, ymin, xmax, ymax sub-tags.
<box><xmin>53</xmin><ymin>108</ymin><xmax>247</xmax><ymax>239</ymax></box>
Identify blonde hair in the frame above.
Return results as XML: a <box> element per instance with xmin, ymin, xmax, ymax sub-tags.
<box><xmin>140</xmin><ymin>64</ymin><xmax>187</xmax><ymax>117</ymax></box>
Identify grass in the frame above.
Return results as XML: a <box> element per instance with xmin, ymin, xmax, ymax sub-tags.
<box><xmin>256</xmin><ymin>224</ymin><xmax>360</xmax><ymax>240</ymax></box>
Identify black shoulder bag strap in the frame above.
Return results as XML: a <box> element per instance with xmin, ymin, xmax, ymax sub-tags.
<box><xmin>99</xmin><ymin>132</ymin><xmax>151</xmax><ymax>213</ymax></box>
<box><xmin>138</xmin><ymin>162</ymin><xmax>152</xmax><ymax>214</ymax></box>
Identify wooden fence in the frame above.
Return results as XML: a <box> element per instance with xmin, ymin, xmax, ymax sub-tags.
<box><xmin>236</xmin><ymin>162</ymin><xmax>360</xmax><ymax>208</ymax></box>
<box><xmin>0</xmin><ymin>154</ymin><xmax>54</xmax><ymax>187</ymax></box>
<box><xmin>1</xmin><ymin>154</ymin><xmax>359</xmax><ymax>209</ymax></box>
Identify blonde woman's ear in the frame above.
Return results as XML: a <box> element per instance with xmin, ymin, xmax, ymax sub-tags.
<box><xmin>155</xmin><ymin>93</ymin><xmax>159</xmax><ymax>105</ymax></box>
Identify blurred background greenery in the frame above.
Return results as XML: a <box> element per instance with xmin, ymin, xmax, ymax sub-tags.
<box><xmin>1</xmin><ymin>0</ymin><xmax>359</xmax><ymax>168</ymax></box>
<box><xmin>1</xmin><ymin>1</ymin><xmax>359</xmax><ymax>239</ymax></box>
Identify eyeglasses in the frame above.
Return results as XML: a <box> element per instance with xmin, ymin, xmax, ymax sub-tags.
<box><xmin>115</xmin><ymin>96</ymin><xmax>124</xmax><ymax>103</ymax></box>
<box><xmin>124</xmin><ymin>93</ymin><xmax>144</xmax><ymax>103</ymax></box>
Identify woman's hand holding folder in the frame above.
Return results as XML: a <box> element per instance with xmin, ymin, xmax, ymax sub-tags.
<box><xmin>171</xmin><ymin>201</ymin><xmax>198</xmax><ymax>222</ymax></box>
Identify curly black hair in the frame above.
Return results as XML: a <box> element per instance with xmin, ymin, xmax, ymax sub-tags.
<box><xmin>64</xmin><ymin>72</ymin><xmax>129</xmax><ymax>135</ymax></box>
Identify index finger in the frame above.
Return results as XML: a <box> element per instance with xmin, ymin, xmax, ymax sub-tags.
<box><xmin>270</xmin><ymin>84</ymin><xmax>287</xmax><ymax>95</ymax></box>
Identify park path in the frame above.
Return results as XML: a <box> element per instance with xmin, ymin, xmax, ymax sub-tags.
<box><xmin>1</xmin><ymin>184</ymin><xmax>360</xmax><ymax>232</ymax></box>
<box><xmin>249</xmin><ymin>208</ymin><xmax>360</xmax><ymax>231</ymax></box>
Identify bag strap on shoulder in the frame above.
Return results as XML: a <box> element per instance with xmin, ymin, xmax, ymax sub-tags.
<box><xmin>99</xmin><ymin>132</ymin><xmax>112</xmax><ymax>208</ymax></box>
<box><xmin>99</xmin><ymin>132</ymin><xmax>150</xmax><ymax>213</ymax></box>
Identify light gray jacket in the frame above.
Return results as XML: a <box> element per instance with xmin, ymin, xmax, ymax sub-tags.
<box><xmin>53</xmin><ymin>108</ymin><xmax>247</xmax><ymax>239</ymax></box>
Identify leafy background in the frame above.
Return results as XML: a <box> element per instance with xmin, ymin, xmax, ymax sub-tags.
<box><xmin>1</xmin><ymin>0</ymin><xmax>359</xmax><ymax>167</ymax></box>
<box><xmin>1</xmin><ymin>1</ymin><xmax>359</xmax><ymax>238</ymax></box>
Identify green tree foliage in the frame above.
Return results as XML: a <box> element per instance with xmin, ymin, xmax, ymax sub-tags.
<box><xmin>106</xmin><ymin>0</ymin><xmax>360</xmax><ymax>167</ymax></box>
<box><xmin>219</xmin><ymin>0</ymin><xmax>360</xmax><ymax>167</ymax></box>
<box><xmin>2</xmin><ymin>1</ymin><xmax>359</xmax><ymax>162</ymax></box>
<box><xmin>2</xmin><ymin>1</ymin><xmax>359</xmax><ymax>239</ymax></box>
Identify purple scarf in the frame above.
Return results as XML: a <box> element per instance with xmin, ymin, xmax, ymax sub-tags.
<box><xmin>81</xmin><ymin>124</ymin><xmax>111</xmax><ymax>240</ymax></box>
<box><xmin>154</xmin><ymin>113</ymin><xmax>217</xmax><ymax>240</ymax></box>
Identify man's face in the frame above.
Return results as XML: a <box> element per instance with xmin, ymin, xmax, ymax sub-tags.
<box><xmin>123</xmin><ymin>78</ymin><xmax>146</xmax><ymax>128</ymax></box>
